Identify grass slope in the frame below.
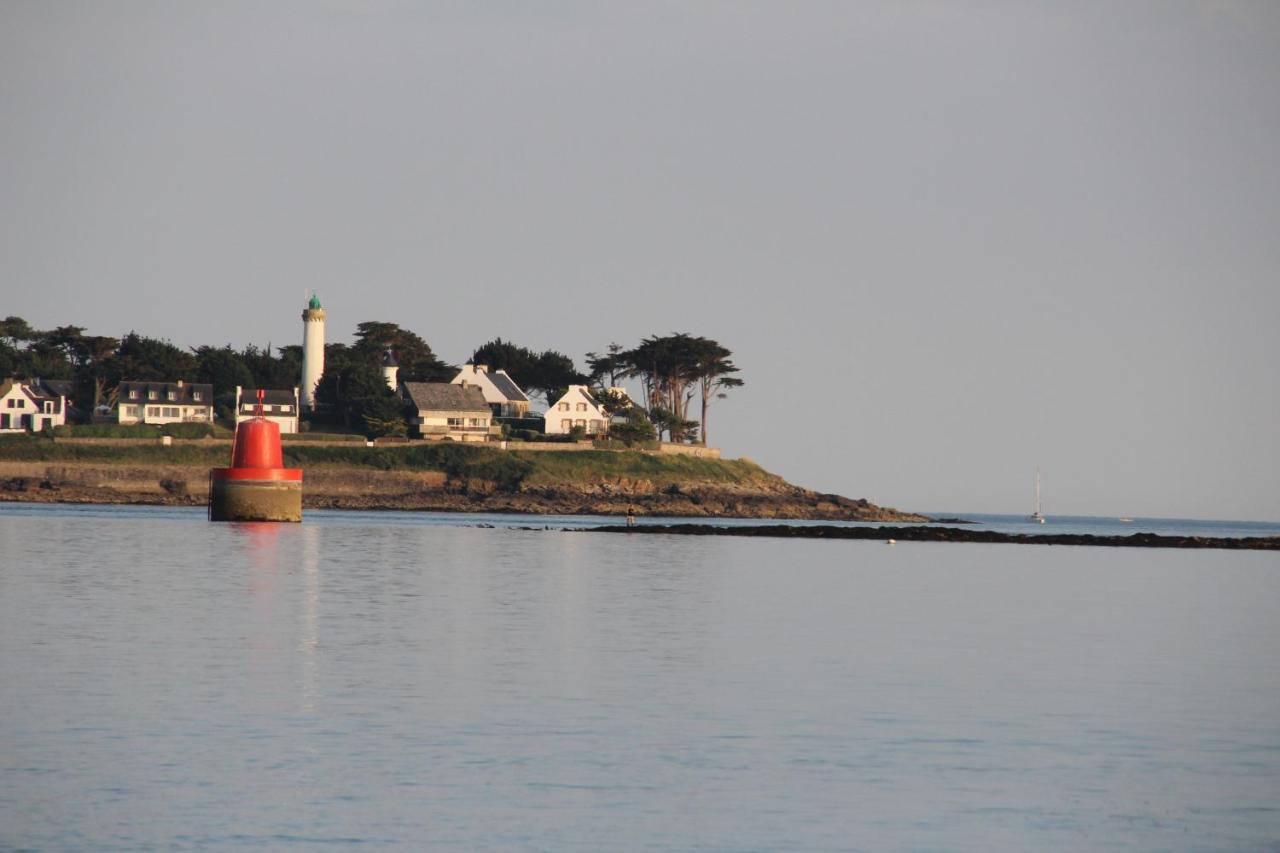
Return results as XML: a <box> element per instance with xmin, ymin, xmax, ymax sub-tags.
<box><xmin>0</xmin><ymin>437</ymin><xmax>770</xmax><ymax>493</ymax></box>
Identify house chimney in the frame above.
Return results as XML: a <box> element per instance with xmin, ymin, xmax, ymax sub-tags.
<box><xmin>475</xmin><ymin>364</ymin><xmax>489</xmax><ymax>374</ymax></box>
<box><xmin>177</xmin><ymin>379</ymin><xmax>184</xmax><ymax>387</ymax></box>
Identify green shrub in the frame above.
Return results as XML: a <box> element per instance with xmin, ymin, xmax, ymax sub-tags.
<box><xmin>161</xmin><ymin>422</ymin><xmax>217</xmax><ymax>439</ymax></box>
<box><xmin>52</xmin><ymin>423</ymin><xmax>162</xmax><ymax>439</ymax></box>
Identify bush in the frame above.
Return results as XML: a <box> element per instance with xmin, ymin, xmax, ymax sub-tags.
<box><xmin>161</xmin><ymin>422</ymin><xmax>218</xmax><ymax>439</ymax></box>
<box><xmin>53</xmin><ymin>423</ymin><xmax>162</xmax><ymax>439</ymax></box>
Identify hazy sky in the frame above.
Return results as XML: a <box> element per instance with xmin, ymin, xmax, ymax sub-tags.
<box><xmin>3</xmin><ymin>1</ymin><xmax>1277</xmax><ymax>520</ymax></box>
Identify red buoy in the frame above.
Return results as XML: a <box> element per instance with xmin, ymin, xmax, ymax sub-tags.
<box><xmin>209</xmin><ymin>391</ymin><xmax>303</xmax><ymax>522</ymax></box>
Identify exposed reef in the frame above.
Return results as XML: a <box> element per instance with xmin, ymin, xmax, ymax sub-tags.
<box><xmin>583</xmin><ymin>523</ymin><xmax>1280</xmax><ymax>551</ymax></box>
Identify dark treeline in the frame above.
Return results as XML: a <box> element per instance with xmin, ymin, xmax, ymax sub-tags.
<box><xmin>2</xmin><ymin>315</ymin><xmax>742</xmax><ymax>444</ymax></box>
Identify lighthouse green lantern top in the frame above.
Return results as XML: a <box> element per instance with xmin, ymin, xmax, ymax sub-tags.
<box><xmin>308</xmin><ymin>293</ymin><xmax>322</xmax><ymax>310</ymax></box>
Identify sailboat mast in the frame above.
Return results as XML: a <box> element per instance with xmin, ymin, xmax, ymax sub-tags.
<box><xmin>1035</xmin><ymin>467</ymin><xmax>1041</xmax><ymax>515</ymax></box>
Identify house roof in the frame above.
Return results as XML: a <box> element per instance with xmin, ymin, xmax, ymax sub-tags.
<box><xmin>402</xmin><ymin>382</ymin><xmax>490</xmax><ymax>413</ymax></box>
<box><xmin>118</xmin><ymin>381</ymin><xmax>213</xmax><ymax>406</ymax></box>
<box><xmin>1</xmin><ymin>377</ymin><xmax>69</xmax><ymax>404</ymax></box>
<box><xmin>38</xmin><ymin>379</ymin><xmax>74</xmax><ymax>399</ymax></box>
<box><xmin>487</xmin><ymin>370</ymin><xmax>529</xmax><ymax>403</ymax></box>
<box><xmin>237</xmin><ymin>388</ymin><xmax>297</xmax><ymax>407</ymax></box>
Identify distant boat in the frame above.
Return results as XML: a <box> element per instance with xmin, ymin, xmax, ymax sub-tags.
<box><xmin>1030</xmin><ymin>468</ymin><xmax>1046</xmax><ymax>524</ymax></box>
<box><xmin>1118</xmin><ymin>517</ymin><xmax>1134</xmax><ymax>523</ymax></box>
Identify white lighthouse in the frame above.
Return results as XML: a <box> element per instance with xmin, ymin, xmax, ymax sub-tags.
<box><xmin>300</xmin><ymin>293</ymin><xmax>326</xmax><ymax>411</ymax></box>
<box><xmin>382</xmin><ymin>350</ymin><xmax>399</xmax><ymax>391</ymax></box>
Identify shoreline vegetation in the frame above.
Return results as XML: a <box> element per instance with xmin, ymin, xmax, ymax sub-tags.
<box><xmin>584</xmin><ymin>523</ymin><xmax>1280</xmax><ymax>551</ymax></box>
<box><xmin>0</xmin><ymin>436</ymin><xmax>926</xmax><ymax>521</ymax></box>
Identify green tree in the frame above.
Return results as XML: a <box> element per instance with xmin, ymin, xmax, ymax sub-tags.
<box><xmin>618</xmin><ymin>333</ymin><xmax>742</xmax><ymax>444</ymax></box>
<box><xmin>608</xmin><ymin>407</ymin><xmax>657</xmax><ymax>446</ymax></box>
<box><xmin>105</xmin><ymin>333</ymin><xmax>198</xmax><ymax>387</ymax></box>
<box><xmin>352</xmin><ymin>321</ymin><xmax>453</xmax><ymax>382</ymax></box>
<box><xmin>241</xmin><ymin>344</ymin><xmax>302</xmax><ymax>390</ymax></box>
<box><xmin>194</xmin><ymin>346</ymin><xmax>254</xmax><ymax>397</ymax></box>
<box><xmin>585</xmin><ymin>342</ymin><xmax>626</xmax><ymax>387</ymax></box>
<box><xmin>688</xmin><ymin>338</ymin><xmax>743</xmax><ymax>446</ymax></box>
<box><xmin>470</xmin><ymin>338</ymin><xmax>585</xmax><ymax>407</ymax></box>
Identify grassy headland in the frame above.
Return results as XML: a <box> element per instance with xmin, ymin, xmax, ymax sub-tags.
<box><xmin>0</xmin><ymin>435</ymin><xmax>925</xmax><ymax>521</ymax></box>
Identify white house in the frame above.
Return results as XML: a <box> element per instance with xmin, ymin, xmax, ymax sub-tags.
<box><xmin>116</xmin><ymin>380</ymin><xmax>214</xmax><ymax>425</ymax></box>
<box><xmin>235</xmin><ymin>386</ymin><xmax>300</xmax><ymax>434</ymax></box>
<box><xmin>544</xmin><ymin>385</ymin><xmax>613</xmax><ymax>437</ymax></box>
<box><xmin>450</xmin><ymin>364</ymin><xmax>530</xmax><ymax>418</ymax></box>
<box><xmin>0</xmin><ymin>378</ymin><xmax>69</xmax><ymax>432</ymax></box>
<box><xmin>402</xmin><ymin>382</ymin><xmax>499</xmax><ymax>442</ymax></box>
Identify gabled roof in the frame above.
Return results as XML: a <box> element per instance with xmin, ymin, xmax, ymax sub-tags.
<box><xmin>402</xmin><ymin>382</ymin><xmax>490</xmax><ymax>413</ymax></box>
<box><xmin>1</xmin><ymin>377</ymin><xmax>69</xmax><ymax>403</ymax></box>
<box><xmin>38</xmin><ymin>379</ymin><xmax>74</xmax><ymax>399</ymax></box>
<box><xmin>487</xmin><ymin>370</ymin><xmax>529</xmax><ymax>403</ymax></box>
<box><xmin>237</xmin><ymin>388</ymin><xmax>297</xmax><ymax>407</ymax></box>
<box><xmin>118</xmin><ymin>381</ymin><xmax>213</xmax><ymax>406</ymax></box>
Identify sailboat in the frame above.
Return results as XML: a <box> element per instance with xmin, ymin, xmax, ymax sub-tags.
<box><xmin>1030</xmin><ymin>468</ymin><xmax>1046</xmax><ymax>524</ymax></box>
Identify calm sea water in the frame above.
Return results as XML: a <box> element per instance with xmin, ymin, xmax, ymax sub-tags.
<box><xmin>2</xmin><ymin>504</ymin><xmax>1278</xmax><ymax>851</ymax></box>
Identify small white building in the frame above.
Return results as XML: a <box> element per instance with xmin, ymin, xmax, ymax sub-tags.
<box><xmin>0</xmin><ymin>378</ymin><xmax>69</xmax><ymax>432</ymax></box>
<box><xmin>235</xmin><ymin>386</ymin><xmax>300</xmax><ymax>434</ymax></box>
<box><xmin>451</xmin><ymin>364</ymin><xmax>531</xmax><ymax>418</ymax></box>
<box><xmin>545</xmin><ymin>385</ymin><xmax>612</xmax><ymax>437</ymax></box>
<box><xmin>402</xmin><ymin>382</ymin><xmax>499</xmax><ymax>442</ymax></box>
<box><xmin>116</xmin><ymin>380</ymin><xmax>214</xmax><ymax>425</ymax></box>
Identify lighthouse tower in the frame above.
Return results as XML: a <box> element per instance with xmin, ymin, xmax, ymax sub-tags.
<box><xmin>382</xmin><ymin>350</ymin><xmax>399</xmax><ymax>391</ymax></box>
<box><xmin>300</xmin><ymin>293</ymin><xmax>326</xmax><ymax>411</ymax></box>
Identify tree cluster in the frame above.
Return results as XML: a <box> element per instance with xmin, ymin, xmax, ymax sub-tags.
<box><xmin>589</xmin><ymin>334</ymin><xmax>742</xmax><ymax>445</ymax></box>
<box><xmin>469</xmin><ymin>338</ymin><xmax>585</xmax><ymax>406</ymax></box>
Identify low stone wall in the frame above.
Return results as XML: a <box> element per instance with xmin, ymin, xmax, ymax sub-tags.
<box><xmin>503</xmin><ymin>441</ymin><xmax>598</xmax><ymax>452</ymax></box>
<box><xmin>656</xmin><ymin>443</ymin><xmax>721</xmax><ymax>459</ymax></box>
<box><xmin>53</xmin><ymin>436</ymin><xmax>230</xmax><ymax>447</ymax></box>
<box><xmin>43</xmin><ymin>435</ymin><xmax>720</xmax><ymax>457</ymax></box>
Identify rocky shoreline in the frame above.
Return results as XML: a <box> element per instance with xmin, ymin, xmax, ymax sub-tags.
<box><xmin>585</xmin><ymin>523</ymin><xmax>1280</xmax><ymax>551</ymax></box>
<box><xmin>0</xmin><ymin>460</ymin><xmax>927</xmax><ymax>522</ymax></box>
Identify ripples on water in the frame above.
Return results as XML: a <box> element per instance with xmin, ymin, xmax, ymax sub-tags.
<box><xmin>1</xmin><ymin>505</ymin><xmax>1278</xmax><ymax>850</ymax></box>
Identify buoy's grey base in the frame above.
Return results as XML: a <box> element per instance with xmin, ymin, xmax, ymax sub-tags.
<box><xmin>210</xmin><ymin>479</ymin><xmax>302</xmax><ymax>522</ymax></box>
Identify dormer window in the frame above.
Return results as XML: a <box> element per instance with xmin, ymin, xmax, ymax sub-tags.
<box><xmin>128</xmin><ymin>390</ymin><xmax>138</xmax><ymax>400</ymax></box>
<box><xmin>147</xmin><ymin>391</ymin><xmax>157</xmax><ymax>400</ymax></box>
<box><xmin>192</xmin><ymin>391</ymin><xmax>201</xmax><ymax>402</ymax></box>
<box><xmin>167</xmin><ymin>391</ymin><xmax>176</xmax><ymax>401</ymax></box>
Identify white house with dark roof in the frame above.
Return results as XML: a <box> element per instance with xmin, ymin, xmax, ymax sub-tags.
<box><xmin>451</xmin><ymin>364</ymin><xmax>530</xmax><ymax>418</ymax></box>
<box><xmin>116</xmin><ymin>380</ymin><xmax>213</xmax><ymax>425</ymax></box>
<box><xmin>545</xmin><ymin>385</ymin><xmax>611</xmax><ymax>436</ymax></box>
<box><xmin>0</xmin><ymin>378</ymin><xmax>69</xmax><ymax>432</ymax></box>
<box><xmin>235</xmin><ymin>386</ymin><xmax>300</xmax><ymax>434</ymax></box>
<box><xmin>402</xmin><ymin>382</ymin><xmax>499</xmax><ymax>442</ymax></box>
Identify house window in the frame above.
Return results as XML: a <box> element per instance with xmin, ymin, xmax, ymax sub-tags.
<box><xmin>192</xmin><ymin>391</ymin><xmax>202</xmax><ymax>401</ymax></box>
<box><xmin>148</xmin><ymin>391</ymin><xmax>157</xmax><ymax>400</ymax></box>
<box><xmin>560</xmin><ymin>419</ymin><xmax>571</xmax><ymax>431</ymax></box>
<box><xmin>44</xmin><ymin>402</ymin><xmax>53</xmax><ymax>414</ymax></box>
<box><xmin>575</xmin><ymin>419</ymin><xmax>586</xmax><ymax>428</ymax></box>
<box><xmin>128</xmin><ymin>390</ymin><xmax>138</xmax><ymax>400</ymax></box>
<box><xmin>576</xmin><ymin>402</ymin><xmax>587</xmax><ymax>411</ymax></box>
<box><xmin>558</xmin><ymin>402</ymin><xmax>569</xmax><ymax>411</ymax></box>
<box><xmin>447</xmin><ymin>417</ymin><xmax>464</xmax><ymax>426</ymax></box>
<box><xmin>147</xmin><ymin>406</ymin><xmax>158</xmax><ymax>417</ymax></box>
<box><xmin>164</xmin><ymin>407</ymin><xmax>179</xmax><ymax>418</ymax></box>
<box><xmin>167</xmin><ymin>391</ymin><xmax>176</xmax><ymax>401</ymax></box>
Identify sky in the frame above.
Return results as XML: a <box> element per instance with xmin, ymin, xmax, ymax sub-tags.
<box><xmin>2</xmin><ymin>1</ymin><xmax>1278</xmax><ymax>521</ymax></box>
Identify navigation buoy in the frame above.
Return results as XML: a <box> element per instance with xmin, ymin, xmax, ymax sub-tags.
<box><xmin>209</xmin><ymin>391</ymin><xmax>303</xmax><ymax>522</ymax></box>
